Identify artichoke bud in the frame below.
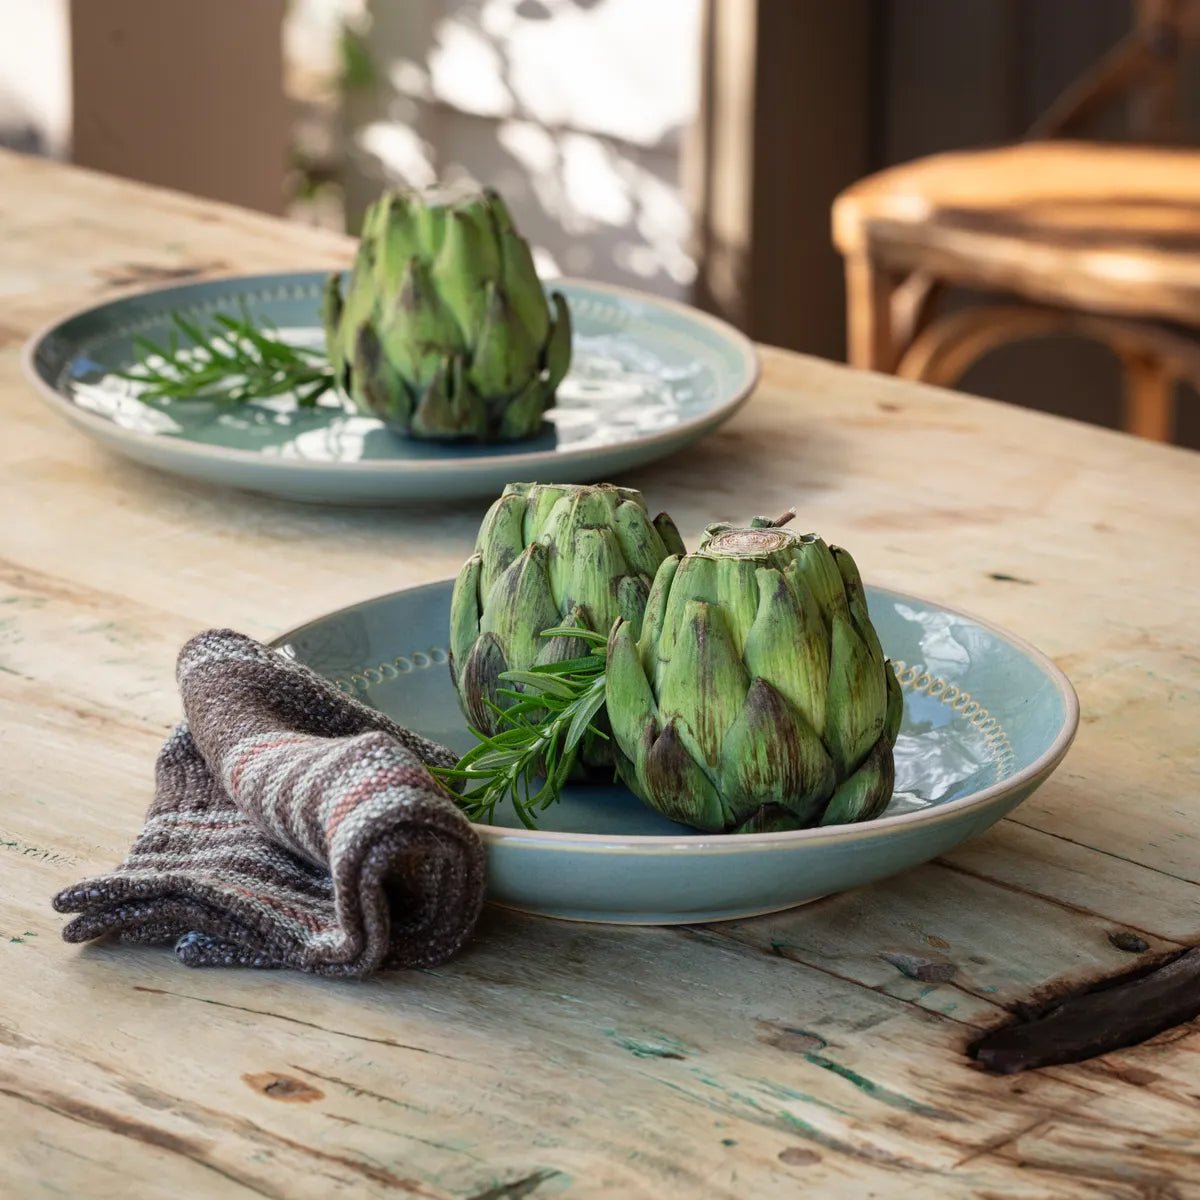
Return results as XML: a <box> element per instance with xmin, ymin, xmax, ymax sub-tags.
<box><xmin>478</xmin><ymin>541</ymin><xmax>560</xmax><ymax>690</ymax></box>
<box><xmin>617</xmin><ymin>573</ymin><xmax>651</xmax><ymax>635</ymax></box>
<box><xmin>484</xmin><ymin>187</ymin><xmax>516</xmax><ymax>233</ymax></box>
<box><xmin>453</xmin><ymin>482</ymin><xmax>679</xmax><ymax>758</ymax></box>
<box><xmin>563</xmin><ymin>526</ymin><xmax>626</xmax><ymax>632</ymax></box>
<box><xmin>433</xmin><ymin>208</ymin><xmax>499</xmax><ymax>342</ymax></box>
<box><xmin>640</xmin><ymin>721</ymin><xmax>726</xmax><ymax>832</ymax></box>
<box><xmin>535</xmin><ymin>603</ymin><xmax>591</xmax><ymax>667</ymax></box>
<box><xmin>637</xmin><ymin>554</ymin><xmax>681</xmax><ymax>675</ymax></box>
<box><xmin>884</xmin><ymin>660</ymin><xmax>903</xmax><ymax>746</ymax></box>
<box><xmin>459</xmin><ymin>631</ymin><xmax>508</xmax><ymax>732</ymax></box>
<box><xmin>414</xmin><ymin>200</ymin><xmax>449</xmax><ymax>257</ymax></box>
<box><xmin>613</xmin><ymin>500</ymin><xmax>670</xmax><ymax>579</ymax></box>
<box><xmin>384</xmin><ymin>257</ymin><xmax>465</xmax><ymax>389</ymax></box>
<box><xmin>654</xmin><ymin>513</ymin><xmax>687</xmax><ymax>558</ymax></box>
<box><xmin>794</xmin><ymin>535</ymin><xmax>845</xmax><ymax>624</ymax></box>
<box><xmin>832</xmin><ymin>544</ymin><xmax>885</xmax><ymax>669</ymax></box>
<box><xmin>377</xmin><ymin>194</ymin><xmax>419</xmax><ymax>285</ymax></box>
<box><xmin>720</xmin><ymin>679</ymin><xmax>834</xmax><ymax>827</ymax></box>
<box><xmin>820</xmin><ymin>738</ymin><xmax>894</xmax><ymax>826</ymax></box>
<box><xmin>606</xmin><ymin>618</ymin><xmax>660</xmax><ymax>760</ymax></box>
<box><xmin>321</xmin><ymin>273</ymin><xmax>346</xmax><ymax>383</ymax></box>
<box><xmin>608</xmin><ymin>520</ymin><xmax>895</xmax><ymax>833</ymax></box>
<box><xmin>475</xmin><ymin>490</ymin><xmax>528</xmax><ymax>592</ymax></box>
<box><xmin>542</xmin><ymin>292</ymin><xmax>572</xmax><ymax>391</ymax></box>
<box><xmin>523</xmin><ymin>482</ymin><xmax>570</xmax><ymax>542</ymax></box>
<box><xmin>339</xmin><ymin>241</ymin><xmax>378</xmax><ymax>365</ymax></box>
<box><xmin>351</xmin><ymin>323</ymin><xmax>411</xmax><ymax>426</ymax></box>
<box><xmin>329</xmin><ymin>187</ymin><xmax>573</xmax><ymax>441</ymax></box>
<box><xmin>468</xmin><ymin>281</ymin><xmax>540</xmax><ymax>398</ymax></box>
<box><xmin>656</xmin><ymin>601</ymin><xmax>748</xmax><ymax>759</ymax></box>
<box><xmin>826</xmin><ymin>608</ymin><xmax>887</xmax><ymax>776</ymax></box>
<box><xmin>499</xmin><ymin>229</ymin><xmax>551</xmax><ymax>348</ymax></box>
<box><xmin>412</xmin><ymin>356</ymin><xmax>488</xmax><ymax>440</ymax></box>
<box><xmin>498</xmin><ymin>376</ymin><xmax>551</xmax><ymax>441</ymax></box>
<box><xmin>743</xmin><ymin>566</ymin><xmax>828</xmax><ymax>737</ymax></box>
<box><xmin>448</xmin><ymin>552</ymin><xmax>484</xmax><ymax>687</ymax></box>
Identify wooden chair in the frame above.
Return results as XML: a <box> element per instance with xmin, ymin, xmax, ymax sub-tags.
<box><xmin>832</xmin><ymin>0</ymin><xmax>1200</xmax><ymax>442</ymax></box>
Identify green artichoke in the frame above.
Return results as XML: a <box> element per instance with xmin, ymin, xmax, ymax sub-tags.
<box><xmin>605</xmin><ymin>517</ymin><xmax>903</xmax><ymax>833</ymax></box>
<box><xmin>322</xmin><ymin>188</ymin><xmax>572</xmax><ymax>441</ymax></box>
<box><xmin>449</xmin><ymin>482</ymin><xmax>686</xmax><ymax>745</ymax></box>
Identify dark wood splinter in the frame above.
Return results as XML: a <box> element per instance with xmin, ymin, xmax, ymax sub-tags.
<box><xmin>970</xmin><ymin>947</ymin><xmax>1200</xmax><ymax>1074</ymax></box>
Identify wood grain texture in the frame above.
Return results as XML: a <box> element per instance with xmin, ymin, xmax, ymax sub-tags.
<box><xmin>1</xmin><ymin>148</ymin><xmax>1199</xmax><ymax>1198</ymax></box>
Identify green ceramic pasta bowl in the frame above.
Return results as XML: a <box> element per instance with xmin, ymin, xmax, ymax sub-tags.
<box><xmin>23</xmin><ymin>272</ymin><xmax>758</xmax><ymax>504</ymax></box>
<box><xmin>274</xmin><ymin>580</ymin><xmax>1078</xmax><ymax>924</ymax></box>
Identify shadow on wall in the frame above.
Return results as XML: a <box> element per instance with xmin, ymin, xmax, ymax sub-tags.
<box><xmin>0</xmin><ymin>86</ymin><xmax>50</xmax><ymax>155</ymax></box>
<box><xmin>337</xmin><ymin>0</ymin><xmax>700</xmax><ymax>300</ymax></box>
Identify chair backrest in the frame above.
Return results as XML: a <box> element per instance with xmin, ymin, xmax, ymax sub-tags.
<box><xmin>1028</xmin><ymin>0</ymin><xmax>1200</xmax><ymax>144</ymax></box>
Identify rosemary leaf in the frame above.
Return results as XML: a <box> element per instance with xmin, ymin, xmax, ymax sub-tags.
<box><xmin>431</xmin><ymin>630</ymin><xmax>610</xmax><ymax>829</ymax></box>
<box><xmin>122</xmin><ymin>310</ymin><xmax>336</xmax><ymax>408</ymax></box>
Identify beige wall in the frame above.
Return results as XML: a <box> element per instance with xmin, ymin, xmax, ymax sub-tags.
<box><xmin>340</xmin><ymin>0</ymin><xmax>701</xmax><ymax>300</ymax></box>
<box><xmin>69</xmin><ymin>0</ymin><xmax>289</xmax><ymax>214</ymax></box>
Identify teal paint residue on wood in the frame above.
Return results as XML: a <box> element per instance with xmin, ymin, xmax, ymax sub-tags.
<box><xmin>751</xmin><ymin>1078</ymin><xmax>846</xmax><ymax>1116</ymax></box>
<box><xmin>604</xmin><ymin>1029</ymin><xmax>688</xmax><ymax>1059</ymax></box>
<box><xmin>646</xmin><ymin>1068</ymin><xmax>917</xmax><ymax>1169</ymax></box>
<box><xmin>799</xmin><ymin>1051</ymin><xmax>957</xmax><ymax>1121</ymax></box>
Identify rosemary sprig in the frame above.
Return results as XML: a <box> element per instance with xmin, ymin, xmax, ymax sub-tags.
<box><xmin>431</xmin><ymin>626</ymin><xmax>610</xmax><ymax>829</ymax></box>
<box><xmin>118</xmin><ymin>309</ymin><xmax>336</xmax><ymax>407</ymax></box>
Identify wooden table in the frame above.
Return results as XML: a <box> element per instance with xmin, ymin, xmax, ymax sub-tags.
<box><xmin>2</xmin><ymin>150</ymin><xmax>1198</xmax><ymax>1199</ymax></box>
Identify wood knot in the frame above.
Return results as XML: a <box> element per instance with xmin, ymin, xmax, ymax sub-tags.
<box><xmin>242</xmin><ymin>1072</ymin><xmax>324</xmax><ymax>1103</ymax></box>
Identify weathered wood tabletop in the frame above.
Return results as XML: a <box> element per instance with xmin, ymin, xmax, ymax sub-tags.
<box><xmin>2</xmin><ymin>150</ymin><xmax>1199</xmax><ymax>1199</ymax></box>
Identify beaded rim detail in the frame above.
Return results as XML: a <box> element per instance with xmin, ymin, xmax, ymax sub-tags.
<box><xmin>336</xmin><ymin>650</ymin><xmax>1015</xmax><ymax>785</ymax></box>
<box><xmin>890</xmin><ymin>658</ymin><xmax>1015</xmax><ymax>781</ymax></box>
<box><xmin>334</xmin><ymin>645</ymin><xmax>448</xmax><ymax>694</ymax></box>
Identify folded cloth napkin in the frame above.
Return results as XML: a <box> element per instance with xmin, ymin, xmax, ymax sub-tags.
<box><xmin>53</xmin><ymin>629</ymin><xmax>486</xmax><ymax>976</ymax></box>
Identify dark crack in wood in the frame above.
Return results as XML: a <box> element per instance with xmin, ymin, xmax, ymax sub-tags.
<box><xmin>466</xmin><ymin>1169</ymin><xmax>564</xmax><ymax>1200</ymax></box>
<box><xmin>970</xmin><ymin>947</ymin><xmax>1200</xmax><ymax>1074</ymax></box>
<box><xmin>133</xmin><ymin>986</ymin><xmax>463</xmax><ymax>1060</ymax></box>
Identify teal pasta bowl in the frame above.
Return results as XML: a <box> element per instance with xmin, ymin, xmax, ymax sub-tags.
<box><xmin>23</xmin><ymin>272</ymin><xmax>758</xmax><ymax>504</ymax></box>
<box><xmin>274</xmin><ymin>580</ymin><xmax>1078</xmax><ymax>924</ymax></box>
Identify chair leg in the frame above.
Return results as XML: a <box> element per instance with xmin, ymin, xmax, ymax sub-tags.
<box><xmin>844</xmin><ymin>254</ymin><xmax>897</xmax><ymax>372</ymax></box>
<box><xmin>1121</xmin><ymin>355</ymin><xmax>1176</xmax><ymax>441</ymax></box>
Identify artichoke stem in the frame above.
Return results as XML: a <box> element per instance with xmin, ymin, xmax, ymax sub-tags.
<box><xmin>754</xmin><ymin>507</ymin><xmax>797</xmax><ymax>530</ymax></box>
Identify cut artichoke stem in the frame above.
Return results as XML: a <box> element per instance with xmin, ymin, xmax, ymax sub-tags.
<box><xmin>609</xmin><ymin>518</ymin><xmax>900</xmax><ymax>834</ymax></box>
<box><xmin>325</xmin><ymin>186</ymin><xmax>572</xmax><ymax>442</ymax></box>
